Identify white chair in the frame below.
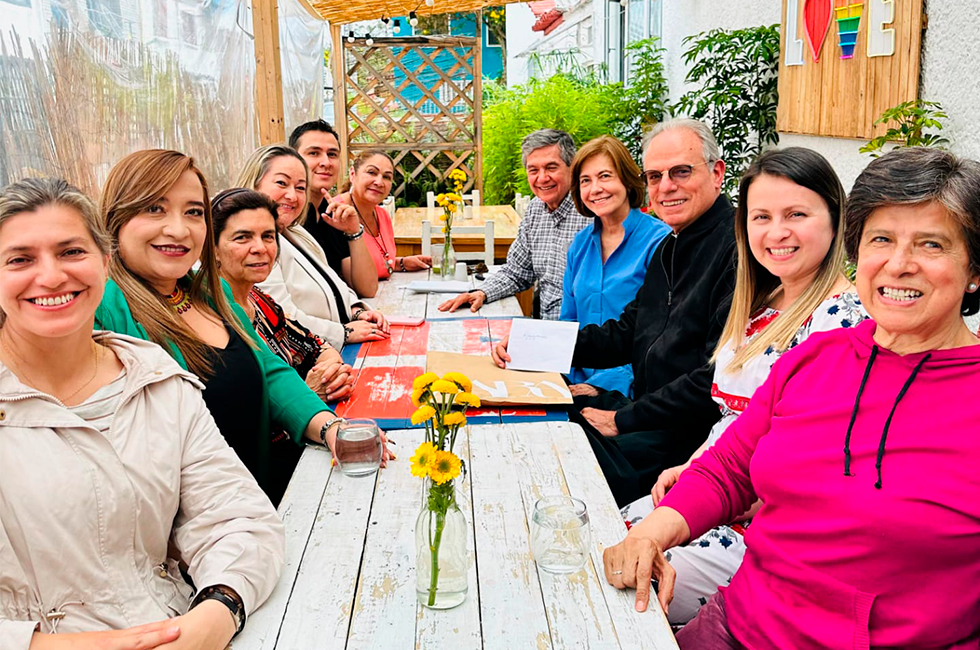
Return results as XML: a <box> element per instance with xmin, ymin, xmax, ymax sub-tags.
<box><xmin>381</xmin><ymin>195</ymin><xmax>395</xmax><ymax>216</ymax></box>
<box><xmin>421</xmin><ymin>219</ymin><xmax>494</xmax><ymax>267</ymax></box>
<box><xmin>514</xmin><ymin>192</ymin><xmax>531</xmax><ymax>218</ymax></box>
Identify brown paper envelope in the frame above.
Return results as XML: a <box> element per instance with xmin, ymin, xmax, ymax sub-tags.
<box><xmin>426</xmin><ymin>351</ymin><xmax>573</xmax><ymax>406</ymax></box>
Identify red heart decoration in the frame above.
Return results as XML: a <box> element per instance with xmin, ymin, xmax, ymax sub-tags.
<box><xmin>803</xmin><ymin>0</ymin><xmax>833</xmax><ymax>62</ymax></box>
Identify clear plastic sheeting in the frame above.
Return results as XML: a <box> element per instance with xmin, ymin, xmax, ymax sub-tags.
<box><xmin>278</xmin><ymin>0</ymin><xmax>328</xmax><ymax>138</ymax></box>
<box><xmin>0</xmin><ymin>0</ymin><xmax>258</xmax><ymax>196</ymax></box>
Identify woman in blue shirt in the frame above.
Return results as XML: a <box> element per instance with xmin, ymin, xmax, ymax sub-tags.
<box><xmin>562</xmin><ymin>136</ymin><xmax>671</xmax><ymax>398</ymax></box>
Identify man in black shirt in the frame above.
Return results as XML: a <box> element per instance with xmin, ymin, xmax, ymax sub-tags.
<box><xmin>493</xmin><ymin>118</ymin><xmax>737</xmax><ymax>506</ymax></box>
<box><xmin>289</xmin><ymin>120</ymin><xmax>379</xmax><ymax>298</ymax></box>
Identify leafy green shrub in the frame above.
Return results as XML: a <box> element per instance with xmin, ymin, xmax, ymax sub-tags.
<box><xmin>860</xmin><ymin>100</ymin><xmax>949</xmax><ymax>157</ymax></box>
<box><xmin>482</xmin><ymin>74</ymin><xmax>626</xmax><ymax>205</ymax></box>
<box><xmin>672</xmin><ymin>25</ymin><xmax>780</xmax><ymax>196</ymax></box>
<box><xmin>618</xmin><ymin>38</ymin><xmax>670</xmax><ymax>162</ymax></box>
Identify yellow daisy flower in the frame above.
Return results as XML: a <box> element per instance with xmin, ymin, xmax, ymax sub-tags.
<box><xmin>442</xmin><ymin>372</ymin><xmax>472</xmax><ymax>392</ymax></box>
<box><xmin>412</xmin><ymin>372</ymin><xmax>439</xmax><ymax>390</ymax></box>
<box><xmin>441</xmin><ymin>226</ymin><xmax>448</xmax><ymax>234</ymax></box>
<box><xmin>429</xmin><ymin>450</ymin><xmax>462</xmax><ymax>484</ymax></box>
<box><xmin>455</xmin><ymin>392</ymin><xmax>481</xmax><ymax>408</ymax></box>
<box><xmin>443</xmin><ymin>412</ymin><xmax>466</xmax><ymax>427</ymax></box>
<box><xmin>411</xmin><ymin>442</ymin><xmax>437</xmax><ymax>477</ymax></box>
<box><xmin>430</xmin><ymin>379</ymin><xmax>460</xmax><ymax>394</ymax></box>
<box><xmin>445</xmin><ymin>203</ymin><xmax>457</xmax><ymax>213</ymax></box>
<box><xmin>411</xmin><ymin>404</ymin><xmax>436</xmax><ymax>425</ymax></box>
<box><xmin>411</xmin><ymin>387</ymin><xmax>426</xmax><ymax>407</ymax></box>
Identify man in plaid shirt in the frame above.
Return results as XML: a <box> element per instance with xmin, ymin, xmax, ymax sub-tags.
<box><xmin>438</xmin><ymin>129</ymin><xmax>590</xmax><ymax>319</ymax></box>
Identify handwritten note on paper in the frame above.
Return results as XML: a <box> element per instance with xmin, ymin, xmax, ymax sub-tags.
<box><xmin>426</xmin><ymin>351</ymin><xmax>572</xmax><ymax>406</ymax></box>
<box><xmin>506</xmin><ymin>318</ymin><xmax>579</xmax><ymax>374</ymax></box>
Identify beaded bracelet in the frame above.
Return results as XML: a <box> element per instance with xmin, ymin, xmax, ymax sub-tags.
<box><xmin>343</xmin><ymin>324</ymin><xmax>353</xmax><ymax>346</ymax></box>
<box><xmin>399</xmin><ymin>257</ymin><xmax>407</xmax><ymax>272</ymax></box>
<box><xmin>344</xmin><ymin>224</ymin><xmax>365</xmax><ymax>241</ymax></box>
<box><xmin>352</xmin><ymin>307</ymin><xmax>367</xmax><ymax>320</ymax></box>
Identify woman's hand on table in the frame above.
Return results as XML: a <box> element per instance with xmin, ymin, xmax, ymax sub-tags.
<box><xmin>603</xmin><ymin>507</ymin><xmax>691</xmax><ymax>615</ymax></box>
<box><xmin>29</xmin><ymin>619</ymin><xmax>182</xmax><ymax>650</ymax></box>
<box><xmin>155</xmin><ymin>600</ymin><xmax>236</xmax><ymax>650</ymax></box>
<box><xmin>346</xmin><ymin>320</ymin><xmax>390</xmax><ymax>343</ymax></box>
<box><xmin>355</xmin><ymin>309</ymin><xmax>389</xmax><ymax>334</ymax></box>
<box><xmin>581</xmin><ymin>408</ymin><xmax>619</xmax><ymax>437</ymax></box>
<box><xmin>398</xmin><ymin>255</ymin><xmax>431</xmax><ymax>271</ymax></box>
<box><xmin>651</xmin><ymin>462</ymin><xmax>689</xmax><ymax>506</ymax></box>
<box><xmin>568</xmin><ymin>383</ymin><xmax>599</xmax><ymax>397</ymax></box>
<box><xmin>490</xmin><ymin>334</ymin><xmax>510</xmax><ymax>368</ymax></box>
<box><xmin>306</xmin><ymin>359</ymin><xmax>355</xmax><ymax>403</ymax></box>
<box><xmin>439</xmin><ymin>290</ymin><xmax>486</xmax><ymax>314</ymax></box>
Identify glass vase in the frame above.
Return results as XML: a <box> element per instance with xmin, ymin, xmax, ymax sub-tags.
<box><xmin>415</xmin><ymin>482</ymin><xmax>468</xmax><ymax>609</ymax></box>
<box><xmin>434</xmin><ymin>235</ymin><xmax>457</xmax><ymax>281</ymax></box>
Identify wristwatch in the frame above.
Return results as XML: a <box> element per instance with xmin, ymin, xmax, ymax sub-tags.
<box><xmin>191</xmin><ymin>584</ymin><xmax>245</xmax><ymax>636</ymax></box>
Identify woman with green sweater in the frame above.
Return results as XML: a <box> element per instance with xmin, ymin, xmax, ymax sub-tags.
<box><xmin>94</xmin><ymin>149</ymin><xmax>388</xmax><ymax>505</ymax></box>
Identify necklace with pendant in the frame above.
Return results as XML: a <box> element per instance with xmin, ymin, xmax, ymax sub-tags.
<box><xmin>166</xmin><ymin>284</ymin><xmax>193</xmax><ymax>315</ymax></box>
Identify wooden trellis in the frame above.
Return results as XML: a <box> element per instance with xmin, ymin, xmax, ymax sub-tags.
<box><xmin>341</xmin><ymin>35</ymin><xmax>482</xmax><ymax>199</ymax></box>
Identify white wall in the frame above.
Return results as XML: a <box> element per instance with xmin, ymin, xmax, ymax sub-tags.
<box><xmin>506</xmin><ymin>3</ymin><xmax>537</xmax><ymax>87</ymax></box>
<box><xmin>661</xmin><ymin>0</ymin><xmax>980</xmax><ymax>190</ymax></box>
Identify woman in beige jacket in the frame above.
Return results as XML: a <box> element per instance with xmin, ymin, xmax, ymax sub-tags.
<box><xmin>0</xmin><ymin>179</ymin><xmax>284</xmax><ymax>650</ymax></box>
<box><xmin>238</xmin><ymin>145</ymin><xmax>390</xmax><ymax>349</ymax></box>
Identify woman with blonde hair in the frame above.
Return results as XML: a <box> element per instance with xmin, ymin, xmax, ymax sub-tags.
<box><xmin>93</xmin><ymin>149</ymin><xmax>379</xmax><ymax>506</ymax></box>
<box><xmin>238</xmin><ymin>144</ymin><xmax>389</xmax><ymax>348</ymax></box>
<box><xmin>620</xmin><ymin>147</ymin><xmax>867</xmax><ymax>624</ymax></box>
<box><xmin>339</xmin><ymin>150</ymin><xmax>431</xmax><ymax>278</ymax></box>
<box><xmin>0</xmin><ymin>177</ymin><xmax>283</xmax><ymax>649</ymax></box>
<box><xmin>563</xmin><ymin>135</ymin><xmax>670</xmax><ymax>397</ymax></box>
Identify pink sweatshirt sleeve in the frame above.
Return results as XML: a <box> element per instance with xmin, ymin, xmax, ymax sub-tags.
<box><xmin>660</xmin><ymin>358</ymin><xmax>786</xmax><ymax>540</ymax></box>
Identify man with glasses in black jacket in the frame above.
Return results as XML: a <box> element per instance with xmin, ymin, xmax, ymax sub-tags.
<box><xmin>493</xmin><ymin>118</ymin><xmax>737</xmax><ymax>506</ymax></box>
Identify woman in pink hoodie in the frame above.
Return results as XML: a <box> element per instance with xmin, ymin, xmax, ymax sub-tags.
<box><xmin>603</xmin><ymin>147</ymin><xmax>980</xmax><ymax>650</ymax></box>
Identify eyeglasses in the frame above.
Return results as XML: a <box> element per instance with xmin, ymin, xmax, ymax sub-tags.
<box><xmin>641</xmin><ymin>161</ymin><xmax>711</xmax><ymax>186</ymax></box>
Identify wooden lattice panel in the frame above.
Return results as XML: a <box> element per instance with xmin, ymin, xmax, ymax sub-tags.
<box><xmin>343</xmin><ymin>36</ymin><xmax>482</xmax><ymax>199</ymax></box>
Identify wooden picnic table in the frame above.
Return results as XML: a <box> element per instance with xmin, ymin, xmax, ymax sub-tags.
<box><xmin>234</xmin><ymin>270</ymin><xmax>677</xmax><ymax>650</ymax></box>
<box><xmin>393</xmin><ymin>205</ymin><xmax>520</xmax><ymax>262</ymax></box>
<box><xmin>368</xmin><ymin>267</ymin><xmax>523</xmax><ymax>320</ymax></box>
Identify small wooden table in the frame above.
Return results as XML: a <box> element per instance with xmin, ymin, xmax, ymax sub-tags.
<box><xmin>393</xmin><ymin>205</ymin><xmax>521</xmax><ymax>262</ymax></box>
<box><xmin>235</xmin><ymin>422</ymin><xmax>678</xmax><ymax>650</ymax></box>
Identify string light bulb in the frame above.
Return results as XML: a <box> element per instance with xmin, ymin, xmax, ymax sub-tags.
<box><xmin>409</xmin><ymin>11</ymin><xmax>419</xmax><ymax>27</ymax></box>
<box><xmin>393</xmin><ymin>18</ymin><xmax>402</xmax><ymax>33</ymax></box>
<box><xmin>365</xmin><ymin>35</ymin><xmax>374</xmax><ymax>46</ymax></box>
<box><xmin>347</xmin><ymin>30</ymin><xmax>355</xmax><ymax>43</ymax></box>
<box><xmin>425</xmin><ymin>0</ymin><xmax>434</xmax><ymax>6</ymax></box>
<box><xmin>620</xmin><ymin>0</ymin><xmax>627</xmax><ymax>6</ymax></box>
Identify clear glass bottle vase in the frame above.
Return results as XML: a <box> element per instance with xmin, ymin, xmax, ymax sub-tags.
<box><xmin>435</xmin><ymin>234</ymin><xmax>457</xmax><ymax>280</ymax></box>
<box><xmin>415</xmin><ymin>483</ymin><xmax>468</xmax><ymax>609</ymax></box>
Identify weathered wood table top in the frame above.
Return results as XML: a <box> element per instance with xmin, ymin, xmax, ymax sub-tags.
<box><xmin>367</xmin><ymin>268</ymin><xmax>522</xmax><ymax>321</ymax></box>
<box><xmin>235</xmin><ymin>422</ymin><xmax>678</xmax><ymax>650</ymax></box>
<box><xmin>234</xmin><ymin>269</ymin><xmax>677</xmax><ymax>650</ymax></box>
<box><xmin>393</xmin><ymin>205</ymin><xmax>520</xmax><ymax>243</ymax></box>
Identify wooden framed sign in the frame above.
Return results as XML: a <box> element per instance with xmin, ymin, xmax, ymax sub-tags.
<box><xmin>776</xmin><ymin>0</ymin><xmax>924</xmax><ymax>139</ymax></box>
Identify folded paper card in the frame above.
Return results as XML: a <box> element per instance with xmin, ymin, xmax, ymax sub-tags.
<box><xmin>426</xmin><ymin>351</ymin><xmax>573</xmax><ymax>406</ymax></box>
<box><xmin>505</xmin><ymin>318</ymin><xmax>579</xmax><ymax>373</ymax></box>
<box><xmin>406</xmin><ymin>280</ymin><xmax>473</xmax><ymax>293</ymax></box>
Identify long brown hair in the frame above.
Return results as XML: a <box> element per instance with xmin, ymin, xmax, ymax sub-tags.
<box><xmin>100</xmin><ymin>149</ymin><xmax>253</xmax><ymax>377</ymax></box>
<box><xmin>714</xmin><ymin>147</ymin><xmax>848</xmax><ymax>372</ymax></box>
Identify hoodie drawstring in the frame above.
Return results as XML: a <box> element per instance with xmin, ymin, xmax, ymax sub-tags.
<box><xmin>843</xmin><ymin>345</ymin><xmax>930</xmax><ymax>489</ymax></box>
<box><xmin>843</xmin><ymin>346</ymin><xmax>878</xmax><ymax>477</ymax></box>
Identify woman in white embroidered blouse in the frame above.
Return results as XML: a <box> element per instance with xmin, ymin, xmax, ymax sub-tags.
<box><xmin>622</xmin><ymin>147</ymin><xmax>868</xmax><ymax>624</ymax></box>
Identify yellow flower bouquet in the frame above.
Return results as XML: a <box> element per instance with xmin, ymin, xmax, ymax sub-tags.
<box><xmin>409</xmin><ymin>370</ymin><xmax>480</xmax><ymax>608</ymax></box>
<box><xmin>433</xmin><ymin>168</ymin><xmax>468</xmax><ymax>279</ymax></box>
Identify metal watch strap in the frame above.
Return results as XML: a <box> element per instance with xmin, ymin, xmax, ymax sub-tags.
<box><xmin>192</xmin><ymin>584</ymin><xmax>245</xmax><ymax>636</ymax></box>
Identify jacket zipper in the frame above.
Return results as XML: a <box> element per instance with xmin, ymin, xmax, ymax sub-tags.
<box><xmin>660</xmin><ymin>232</ymin><xmax>679</xmax><ymax>307</ymax></box>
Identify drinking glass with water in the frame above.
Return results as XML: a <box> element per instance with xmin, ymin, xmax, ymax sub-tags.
<box><xmin>530</xmin><ymin>495</ymin><xmax>591</xmax><ymax>574</ymax></box>
<box><xmin>334</xmin><ymin>418</ymin><xmax>382</xmax><ymax>477</ymax></box>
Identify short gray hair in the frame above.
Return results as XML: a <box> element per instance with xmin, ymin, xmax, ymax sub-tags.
<box><xmin>521</xmin><ymin>129</ymin><xmax>576</xmax><ymax>168</ymax></box>
<box><xmin>642</xmin><ymin>118</ymin><xmax>721</xmax><ymax>164</ymax></box>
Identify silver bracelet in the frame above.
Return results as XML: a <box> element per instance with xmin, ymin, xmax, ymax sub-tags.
<box><xmin>344</xmin><ymin>224</ymin><xmax>365</xmax><ymax>241</ymax></box>
<box><xmin>352</xmin><ymin>307</ymin><xmax>367</xmax><ymax>320</ymax></box>
<box><xmin>319</xmin><ymin>416</ymin><xmax>346</xmax><ymax>446</ymax></box>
